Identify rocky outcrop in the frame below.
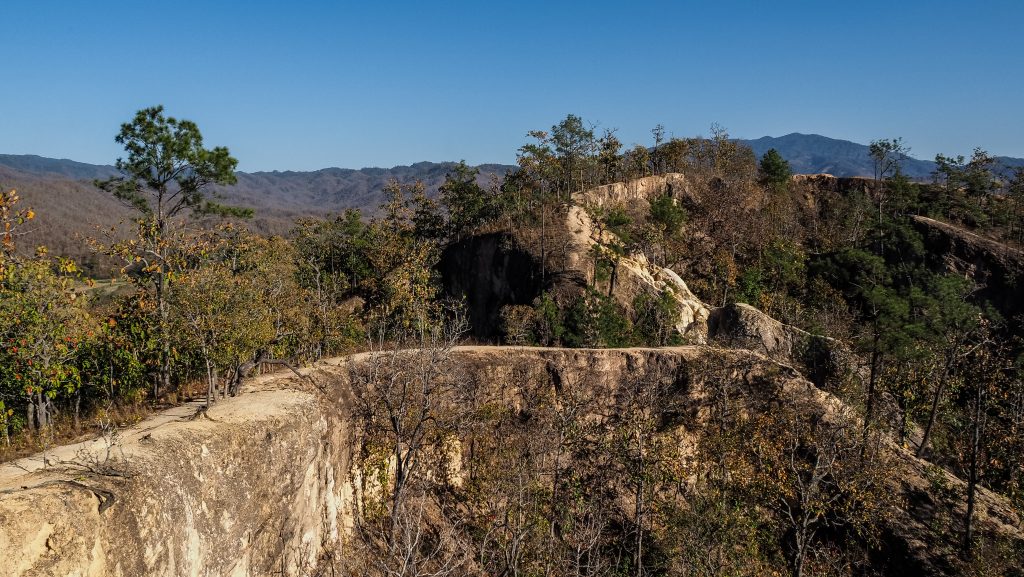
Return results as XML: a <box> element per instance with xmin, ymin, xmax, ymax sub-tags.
<box><xmin>706</xmin><ymin>302</ymin><xmax>849</xmax><ymax>388</ymax></box>
<box><xmin>1</xmin><ymin>346</ymin><xmax>1021</xmax><ymax>576</ymax></box>
<box><xmin>438</xmin><ymin>174</ymin><xmax>711</xmax><ymax>342</ymax></box>
<box><xmin>708</xmin><ymin>302</ymin><xmax>798</xmax><ymax>359</ymax></box>
<box><xmin>912</xmin><ymin>215</ymin><xmax>1024</xmax><ymax>325</ymax></box>
<box><xmin>564</xmin><ymin>202</ymin><xmax>711</xmax><ymax>341</ymax></box>
<box><xmin>577</xmin><ymin>173</ymin><xmax>692</xmax><ymax>208</ymax></box>
<box><xmin>569</xmin><ymin>174</ymin><xmax>710</xmax><ymax>340</ymax></box>
<box><xmin>0</xmin><ymin>382</ymin><xmax>354</xmax><ymax>577</ymax></box>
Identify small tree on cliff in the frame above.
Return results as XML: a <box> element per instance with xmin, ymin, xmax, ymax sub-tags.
<box><xmin>351</xmin><ymin>302</ymin><xmax>469</xmax><ymax>576</ymax></box>
<box><xmin>96</xmin><ymin>106</ymin><xmax>247</xmax><ymax>395</ymax></box>
<box><xmin>648</xmin><ymin>191</ymin><xmax>686</xmax><ymax>267</ymax></box>
<box><xmin>438</xmin><ymin>161</ymin><xmax>497</xmax><ymax>242</ymax></box>
<box><xmin>758</xmin><ymin>148</ymin><xmax>791</xmax><ymax>191</ymax></box>
<box><xmin>551</xmin><ymin>114</ymin><xmax>596</xmax><ymax>198</ymax></box>
<box><xmin>1</xmin><ymin>254</ymin><xmax>90</xmax><ymax>432</ymax></box>
<box><xmin>867</xmin><ymin>138</ymin><xmax>910</xmax><ymax>254</ymax></box>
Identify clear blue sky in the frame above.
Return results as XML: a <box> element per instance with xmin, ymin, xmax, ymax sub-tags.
<box><xmin>2</xmin><ymin>0</ymin><xmax>1022</xmax><ymax>172</ymax></box>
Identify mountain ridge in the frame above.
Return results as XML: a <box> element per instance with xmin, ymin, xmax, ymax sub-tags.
<box><xmin>6</xmin><ymin>132</ymin><xmax>1024</xmax><ymax>184</ymax></box>
<box><xmin>0</xmin><ymin>153</ymin><xmax>514</xmax><ymax>183</ymax></box>
<box><xmin>737</xmin><ymin>132</ymin><xmax>1024</xmax><ymax>179</ymax></box>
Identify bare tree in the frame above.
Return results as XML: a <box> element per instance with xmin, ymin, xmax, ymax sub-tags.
<box><xmin>349</xmin><ymin>303</ymin><xmax>469</xmax><ymax>577</ymax></box>
<box><xmin>756</xmin><ymin>395</ymin><xmax>890</xmax><ymax>577</ymax></box>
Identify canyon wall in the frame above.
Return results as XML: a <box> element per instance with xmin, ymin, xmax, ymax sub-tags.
<box><xmin>0</xmin><ymin>382</ymin><xmax>353</xmax><ymax>577</ymax></box>
<box><xmin>2</xmin><ymin>347</ymin><xmax>1022</xmax><ymax>576</ymax></box>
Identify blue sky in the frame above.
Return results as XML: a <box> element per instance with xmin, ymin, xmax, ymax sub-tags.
<box><xmin>2</xmin><ymin>1</ymin><xmax>1022</xmax><ymax>171</ymax></box>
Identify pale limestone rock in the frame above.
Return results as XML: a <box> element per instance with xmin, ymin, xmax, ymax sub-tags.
<box><xmin>566</xmin><ymin>184</ymin><xmax>710</xmax><ymax>343</ymax></box>
<box><xmin>1</xmin><ymin>348</ymin><xmax>1022</xmax><ymax>576</ymax></box>
<box><xmin>0</xmin><ymin>388</ymin><xmax>355</xmax><ymax>577</ymax></box>
<box><xmin>577</xmin><ymin>173</ymin><xmax>691</xmax><ymax>208</ymax></box>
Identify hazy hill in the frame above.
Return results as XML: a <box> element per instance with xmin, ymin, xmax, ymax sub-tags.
<box><xmin>0</xmin><ymin>156</ymin><xmax>514</xmax><ymax>273</ymax></box>
<box><xmin>739</xmin><ymin>133</ymin><xmax>1024</xmax><ymax>179</ymax></box>
<box><xmin>0</xmin><ymin>154</ymin><xmax>119</xmax><ymax>180</ymax></box>
<box><xmin>0</xmin><ymin>155</ymin><xmax>513</xmax><ymax>217</ymax></box>
<box><xmin>0</xmin><ymin>165</ymin><xmax>131</xmax><ymax>270</ymax></box>
<box><xmin>214</xmin><ymin>161</ymin><xmax>514</xmax><ymax>217</ymax></box>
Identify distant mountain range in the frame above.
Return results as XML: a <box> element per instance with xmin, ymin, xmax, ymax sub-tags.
<box><xmin>0</xmin><ymin>154</ymin><xmax>514</xmax><ymax>216</ymax></box>
<box><xmin>737</xmin><ymin>133</ymin><xmax>1024</xmax><ymax>179</ymax></box>
<box><xmin>0</xmin><ymin>156</ymin><xmax>513</xmax><ymax>272</ymax></box>
<box><xmin>5</xmin><ymin>132</ymin><xmax>1022</xmax><ymax>190</ymax></box>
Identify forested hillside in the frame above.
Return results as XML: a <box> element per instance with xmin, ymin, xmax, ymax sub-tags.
<box><xmin>0</xmin><ymin>155</ymin><xmax>512</xmax><ymax>273</ymax></box>
<box><xmin>740</xmin><ymin>134</ymin><xmax>1024</xmax><ymax>180</ymax></box>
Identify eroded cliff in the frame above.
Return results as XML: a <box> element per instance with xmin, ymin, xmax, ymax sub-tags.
<box><xmin>0</xmin><ymin>382</ymin><xmax>352</xmax><ymax>577</ymax></box>
<box><xmin>2</xmin><ymin>346</ymin><xmax>1021</xmax><ymax>576</ymax></box>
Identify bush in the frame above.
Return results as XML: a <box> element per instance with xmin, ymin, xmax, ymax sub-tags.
<box><xmin>633</xmin><ymin>288</ymin><xmax>682</xmax><ymax>346</ymax></box>
<box><xmin>499</xmin><ymin>305</ymin><xmax>536</xmax><ymax>345</ymax></box>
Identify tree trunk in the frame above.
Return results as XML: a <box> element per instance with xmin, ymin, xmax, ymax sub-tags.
<box><xmin>792</xmin><ymin>541</ymin><xmax>805</xmax><ymax>577</ymax></box>
<box><xmin>231</xmin><ymin>349</ymin><xmax>268</xmax><ymax>396</ymax></box>
<box><xmin>205</xmin><ymin>355</ymin><xmax>215</xmax><ymax>409</ymax></box>
<box><xmin>156</xmin><ymin>267</ymin><xmax>172</xmax><ymax>396</ymax></box>
<box><xmin>540</xmin><ymin>207</ymin><xmax>547</xmax><ymax>287</ymax></box>
<box><xmin>155</xmin><ymin>213</ymin><xmax>172</xmax><ymax>397</ymax></box>
<box><xmin>74</xmin><ymin>389</ymin><xmax>81</xmax><ymax>432</ymax></box>
<box><xmin>898</xmin><ymin>392</ymin><xmax>909</xmax><ymax>448</ymax></box>
<box><xmin>862</xmin><ymin>332</ymin><xmax>881</xmax><ymax>460</ymax></box>
<box><xmin>544</xmin><ymin>429</ymin><xmax>566</xmax><ymax>577</ymax></box>
<box><xmin>220</xmin><ymin>368</ymin><xmax>230</xmax><ymax>399</ymax></box>
<box><xmin>390</xmin><ymin>439</ymin><xmax>406</xmax><ymax>547</ymax></box>
<box><xmin>35</xmin><ymin>391</ymin><xmax>49</xmax><ymax>430</ymax></box>
<box><xmin>865</xmin><ymin>331</ymin><xmax>880</xmax><ymax>429</ymax></box>
<box><xmin>26</xmin><ymin>395</ymin><xmax>35</xmax><ymax>433</ymax></box>
<box><xmin>918</xmin><ymin>354</ymin><xmax>954</xmax><ymax>458</ymax></box>
<box><xmin>634</xmin><ymin>431</ymin><xmax>645</xmax><ymax>577</ymax></box>
<box><xmin>608</xmin><ymin>259</ymin><xmax>619</xmax><ymax>298</ymax></box>
<box><xmin>963</xmin><ymin>381</ymin><xmax>984</xmax><ymax>559</ymax></box>
<box><xmin>790</xmin><ymin>518</ymin><xmax>813</xmax><ymax>577</ymax></box>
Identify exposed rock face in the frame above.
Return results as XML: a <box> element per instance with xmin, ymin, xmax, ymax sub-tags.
<box><xmin>708</xmin><ymin>302</ymin><xmax>807</xmax><ymax>359</ymax></box>
<box><xmin>565</xmin><ymin>202</ymin><xmax>710</xmax><ymax>342</ymax></box>
<box><xmin>0</xmin><ymin>347</ymin><xmax>1021</xmax><ymax>575</ymax></box>
<box><xmin>3</xmin><ymin>347</ymin><xmax>1022</xmax><ymax>577</ymax></box>
<box><xmin>0</xmin><ymin>385</ymin><xmax>354</xmax><ymax>577</ymax></box>
<box><xmin>706</xmin><ymin>302</ymin><xmax>848</xmax><ymax>388</ymax></box>
<box><xmin>0</xmin><ymin>483</ymin><xmax>106</xmax><ymax>576</ymax></box>
<box><xmin>562</xmin><ymin>174</ymin><xmax>711</xmax><ymax>340</ymax></box>
<box><xmin>439</xmin><ymin>233</ymin><xmax>544</xmax><ymax>339</ymax></box>
<box><xmin>912</xmin><ymin>215</ymin><xmax>1024</xmax><ymax>325</ymax></box>
<box><xmin>577</xmin><ymin>174</ymin><xmax>692</xmax><ymax>208</ymax></box>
